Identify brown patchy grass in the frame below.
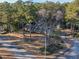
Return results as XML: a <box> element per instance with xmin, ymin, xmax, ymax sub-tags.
<box><xmin>0</xmin><ymin>33</ymin><xmax>45</xmax><ymax>38</ymax></box>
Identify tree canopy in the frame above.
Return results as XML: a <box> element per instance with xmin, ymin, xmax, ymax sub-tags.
<box><xmin>0</xmin><ymin>0</ymin><xmax>79</xmax><ymax>32</ymax></box>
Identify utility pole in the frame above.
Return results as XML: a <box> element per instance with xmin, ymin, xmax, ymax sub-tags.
<box><xmin>44</xmin><ymin>0</ymin><xmax>48</xmax><ymax>59</ymax></box>
<box><xmin>28</xmin><ymin>0</ymin><xmax>32</xmax><ymax>41</ymax></box>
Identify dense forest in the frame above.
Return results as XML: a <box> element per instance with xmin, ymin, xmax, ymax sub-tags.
<box><xmin>0</xmin><ymin>0</ymin><xmax>79</xmax><ymax>33</ymax></box>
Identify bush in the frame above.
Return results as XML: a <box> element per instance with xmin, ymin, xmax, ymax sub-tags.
<box><xmin>39</xmin><ymin>44</ymin><xmax>64</xmax><ymax>55</ymax></box>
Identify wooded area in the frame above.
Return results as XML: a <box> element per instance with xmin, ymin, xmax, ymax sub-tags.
<box><xmin>0</xmin><ymin>0</ymin><xmax>79</xmax><ymax>33</ymax></box>
<box><xmin>0</xmin><ymin>0</ymin><xmax>79</xmax><ymax>59</ymax></box>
